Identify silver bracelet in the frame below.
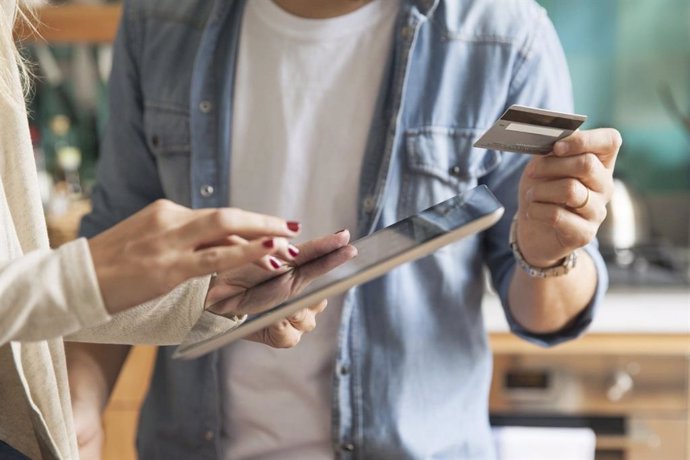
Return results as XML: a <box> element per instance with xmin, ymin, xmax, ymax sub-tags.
<box><xmin>509</xmin><ymin>215</ymin><xmax>577</xmax><ymax>278</ymax></box>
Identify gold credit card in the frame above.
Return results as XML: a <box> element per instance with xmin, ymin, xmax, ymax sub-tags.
<box><xmin>474</xmin><ymin>105</ymin><xmax>587</xmax><ymax>154</ymax></box>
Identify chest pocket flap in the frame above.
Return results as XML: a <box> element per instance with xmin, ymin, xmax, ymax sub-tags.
<box><xmin>398</xmin><ymin>127</ymin><xmax>501</xmax><ymax>218</ymax></box>
<box><xmin>143</xmin><ymin>104</ymin><xmax>192</xmax><ymax>205</ymax></box>
<box><xmin>143</xmin><ymin>104</ymin><xmax>191</xmax><ymax>156</ymax></box>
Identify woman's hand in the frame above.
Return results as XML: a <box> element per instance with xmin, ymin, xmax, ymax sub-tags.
<box><xmin>88</xmin><ymin>199</ymin><xmax>301</xmax><ymax>315</ymax></box>
<box><xmin>71</xmin><ymin>396</ymin><xmax>104</xmax><ymax>460</ymax></box>
<box><xmin>205</xmin><ymin>230</ymin><xmax>356</xmax><ymax>348</ymax></box>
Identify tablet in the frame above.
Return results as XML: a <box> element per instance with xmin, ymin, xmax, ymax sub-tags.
<box><xmin>174</xmin><ymin>185</ymin><xmax>504</xmax><ymax>359</ymax></box>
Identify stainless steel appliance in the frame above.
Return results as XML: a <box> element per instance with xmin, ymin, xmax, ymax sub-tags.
<box><xmin>490</xmin><ymin>353</ymin><xmax>689</xmax><ymax>460</ymax></box>
<box><xmin>598</xmin><ymin>178</ymin><xmax>690</xmax><ymax>288</ymax></box>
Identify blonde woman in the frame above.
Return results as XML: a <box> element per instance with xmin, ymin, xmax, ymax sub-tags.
<box><xmin>0</xmin><ymin>1</ymin><xmax>338</xmax><ymax>458</ymax></box>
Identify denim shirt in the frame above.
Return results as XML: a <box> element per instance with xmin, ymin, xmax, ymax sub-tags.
<box><xmin>80</xmin><ymin>0</ymin><xmax>607</xmax><ymax>458</ymax></box>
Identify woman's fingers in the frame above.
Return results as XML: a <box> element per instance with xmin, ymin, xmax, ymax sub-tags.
<box><xmin>172</xmin><ymin>208</ymin><xmax>301</xmax><ymax>249</ymax></box>
<box><xmin>291</xmin><ymin>230</ymin><xmax>351</xmax><ymax>264</ymax></box>
<box><xmin>286</xmin><ymin>307</ymin><xmax>317</xmax><ymax>333</ymax></box>
<box><xmin>205</xmin><ymin>234</ymin><xmax>299</xmax><ymax>272</ymax></box>
<box><xmin>308</xmin><ymin>299</ymin><xmax>328</xmax><ymax>314</ymax></box>
<box><xmin>182</xmin><ymin>236</ymin><xmax>289</xmax><ymax>277</ymax></box>
<box><xmin>253</xmin><ymin>237</ymin><xmax>295</xmax><ymax>272</ymax></box>
<box><xmin>245</xmin><ymin>300</ymin><xmax>328</xmax><ymax>348</ymax></box>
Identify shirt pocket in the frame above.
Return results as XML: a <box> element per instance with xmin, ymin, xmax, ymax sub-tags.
<box><xmin>398</xmin><ymin>127</ymin><xmax>501</xmax><ymax>220</ymax></box>
<box><xmin>143</xmin><ymin>104</ymin><xmax>192</xmax><ymax>205</ymax></box>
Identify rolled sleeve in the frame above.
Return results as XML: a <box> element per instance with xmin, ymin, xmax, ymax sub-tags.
<box><xmin>0</xmin><ymin>238</ymin><xmax>109</xmax><ymax>344</ymax></box>
<box><xmin>495</xmin><ymin>242</ymin><xmax>608</xmax><ymax>347</ymax></box>
<box><xmin>68</xmin><ymin>274</ymin><xmax>246</xmax><ymax>346</ymax></box>
<box><xmin>481</xmin><ymin>8</ymin><xmax>608</xmax><ymax>346</ymax></box>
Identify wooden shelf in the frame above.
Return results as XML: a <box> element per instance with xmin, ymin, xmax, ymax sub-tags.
<box><xmin>490</xmin><ymin>332</ymin><xmax>690</xmax><ymax>357</ymax></box>
<box><xmin>16</xmin><ymin>4</ymin><xmax>122</xmax><ymax>44</ymax></box>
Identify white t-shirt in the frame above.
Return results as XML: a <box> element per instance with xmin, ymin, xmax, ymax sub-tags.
<box><xmin>222</xmin><ymin>0</ymin><xmax>399</xmax><ymax>458</ymax></box>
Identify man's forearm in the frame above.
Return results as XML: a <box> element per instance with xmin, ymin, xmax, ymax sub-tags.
<box><xmin>66</xmin><ymin>343</ymin><xmax>132</xmax><ymax>411</ymax></box>
<box><xmin>507</xmin><ymin>250</ymin><xmax>597</xmax><ymax>334</ymax></box>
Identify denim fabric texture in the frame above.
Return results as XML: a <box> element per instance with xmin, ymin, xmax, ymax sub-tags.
<box><xmin>0</xmin><ymin>442</ymin><xmax>30</xmax><ymax>460</ymax></box>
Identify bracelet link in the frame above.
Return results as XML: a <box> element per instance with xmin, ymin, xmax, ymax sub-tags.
<box><xmin>509</xmin><ymin>215</ymin><xmax>577</xmax><ymax>278</ymax></box>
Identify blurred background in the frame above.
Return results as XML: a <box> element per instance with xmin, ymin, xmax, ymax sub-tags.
<box><xmin>17</xmin><ymin>2</ymin><xmax>690</xmax><ymax>460</ymax></box>
<box><xmin>539</xmin><ymin>0</ymin><xmax>690</xmax><ymax>286</ymax></box>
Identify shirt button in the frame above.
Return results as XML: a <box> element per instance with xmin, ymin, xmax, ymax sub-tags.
<box><xmin>341</xmin><ymin>443</ymin><xmax>355</xmax><ymax>452</ymax></box>
<box><xmin>204</xmin><ymin>430</ymin><xmax>214</xmax><ymax>441</ymax></box>
<box><xmin>338</xmin><ymin>364</ymin><xmax>350</xmax><ymax>376</ymax></box>
<box><xmin>449</xmin><ymin>165</ymin><xmax>463</xmax><ymax>177</ymax></box>
<box><xmin>363</xmin><ymin>196</ymin><xmax>376</xmax><ymax>212</ymax></box>
<box><xmin>200</xmin><ymin>184</ymin><xmax>215</xmax><ymax>197</ymax></box>
<box><xmin>199</xmin><ymin>100</ymin><xmax>213</xmax><ymax>113</ymax></box>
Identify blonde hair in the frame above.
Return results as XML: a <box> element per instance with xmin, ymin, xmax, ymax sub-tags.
<box><xmin>0</xmin><ymin>0</ymin><xmax>39</xmax><ymax>108</ymax></box>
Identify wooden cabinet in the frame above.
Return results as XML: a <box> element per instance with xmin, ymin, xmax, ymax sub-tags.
<box><xmin>102</xmin><ymin>346</ymin><xmax>156</xmax><ymax>460</ymax></box>
<box><xmin>16</xmin><ymin>4</ymin><xmax>121</xmax><ymax>43</ymax></box>
<box><xmin>102</xmin><ymin>334</ymin><xmax>690</xmax><ymax>459</ymax></box>
<box><xmin>489</xmin><ymin>333</ymin><xmax>690</xmax><ymax>460</ymax></box>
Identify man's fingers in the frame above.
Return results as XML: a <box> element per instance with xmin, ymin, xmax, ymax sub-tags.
<box><xmin>172</xmin><ymin>208</ymin><xmax>300</xmax><ymax>249</ymax></box>
<box><xmin>552</xmin><ymin>128</ymin><xmax>622</xmax><ymax>170</ymax></box>
<box><xmin>527</xmin><ymin>153</ymin><xmax>609</xmax><ymax>193</ymax></box>
<box><xmin>525</xmin><ymin>203</ymin><xmax>599</xmax><ymax>251</ymax></box>
<box><xmin>525</xmin><ymin>179</ymin><xmax>607</xmax><ymax>223</ymax></box>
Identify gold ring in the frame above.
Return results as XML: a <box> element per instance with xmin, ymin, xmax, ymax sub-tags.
<box><xmin>574</xmin><ymin>187</ymin><xmax>590</xmax><ymax>210</ymax></box>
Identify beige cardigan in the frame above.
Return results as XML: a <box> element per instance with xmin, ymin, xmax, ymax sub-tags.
<box><xmin>0</xmin><ymin>39</ymin><xmax>237</xmax><ymax>459</ymax></box>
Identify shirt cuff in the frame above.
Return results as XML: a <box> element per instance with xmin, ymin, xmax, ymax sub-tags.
<box><xmin>56</xmin><ymin>237</ymin><xmax>111</xmax><ymax>329</ymax></box>
<box><xmin>498</xmin><ymin>241</ymin><xmax>608</xmax><ymax>347</ymax></box>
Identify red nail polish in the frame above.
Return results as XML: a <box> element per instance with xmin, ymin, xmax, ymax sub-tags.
<box><xmin>287</xmin><ymin>221</ymin><xmax>301</xmax><ymax>232</ymax></box>
<box><xmin>262</xmin><ymin>238</ymin><xmax>275</xmax><ymax>249</ymax></box>
<box><xmin>288</xmin><ymin>246</ymin><xmax>299</xmax><ymax>257</ymax></box>
<box><xmin>270</xmin><ymin>258</ymin><xmax>281</xmax><ymax>269</ymax></box>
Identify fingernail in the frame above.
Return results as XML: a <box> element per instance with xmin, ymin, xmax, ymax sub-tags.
<box><xmin>288</xmin><ymin>245</ymin><xmax>299</xmax><ymax>257</ymax></box>
<box><xmin>262</xmin><ymin>238</ymin><xmax>275</xmax><ymax>249</ymax></box>
<box><xmin>287</xmin><ymin>221</ymin><xmax>301</xmax><ymax>232</ymax></box>
<box><xmin>553</xmin><ymin>141</ymin><xmax>568</xmax><ymax>155</ymax></box>
<box><xmin>269</xmin><ymin>257</ymin><xmax>281</xmax><ymax>269</ymax></box>
<box><xmin>335</xmin><ymin>229</ymin><xmax>347</xmax><ymax>234</ymax></box>
<box><xmin>525</xmin><ymin>187</ymin><xmax>534</xmax><ymax>201</ymax></box>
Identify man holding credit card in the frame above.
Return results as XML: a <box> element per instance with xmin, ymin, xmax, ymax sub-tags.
<box><xmin>68</xmin><ymin>1</ymin><xmax>621</xmax><ymax>459</ymax></box>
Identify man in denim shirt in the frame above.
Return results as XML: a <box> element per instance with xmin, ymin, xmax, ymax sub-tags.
<box><xmin>69</xmin><ymin>0</ymin><xmax>621</xmax><ymax>459</ymax></box>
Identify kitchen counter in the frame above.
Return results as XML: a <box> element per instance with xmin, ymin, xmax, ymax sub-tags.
<box><xmin>484</xmin><ymin>287</ymin><xmax>690</xmax><ymax>356</ymax></box>
<box><xmin>483</xmin><ymin>287</ymin><xmax>690</xmax><ymax>334</ymax></box>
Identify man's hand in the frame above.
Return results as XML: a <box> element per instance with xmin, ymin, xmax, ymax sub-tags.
<box><xmin>205</xmin><ymin>230</ymin><xmax>356</xmax><ymax>348</ymax></box>
<box><xmin>517</xmin><ymin>128</ymin><xmax>622</xmax><ymax>267</ymax></box>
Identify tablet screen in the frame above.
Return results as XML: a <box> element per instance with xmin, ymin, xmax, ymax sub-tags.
<box><xmin>175</xmin><ymin>185</ymin><xmax>503</xmax><ymax>359</ymax></box>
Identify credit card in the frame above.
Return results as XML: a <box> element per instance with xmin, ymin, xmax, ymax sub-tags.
<box><xmin>473</xmin><ymin>105</ymin><xmax>587</xmax><ymax>154</ymax></box>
